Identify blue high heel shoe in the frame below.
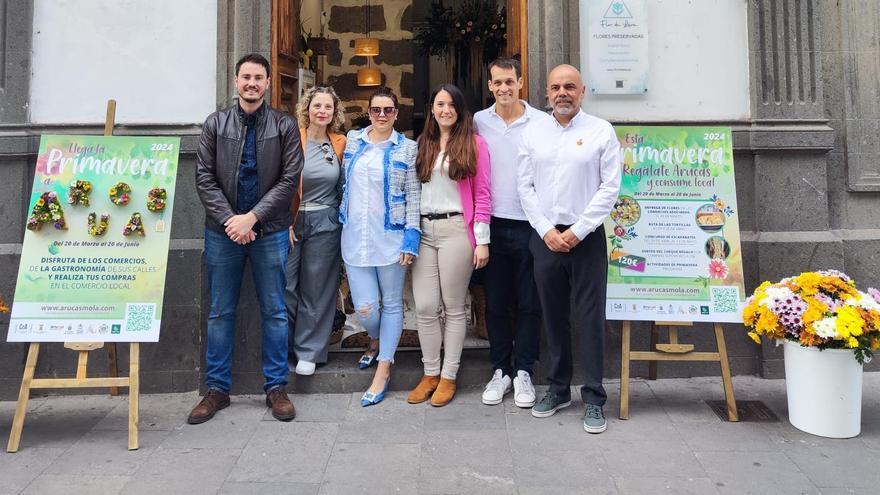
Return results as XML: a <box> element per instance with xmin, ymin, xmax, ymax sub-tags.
<box><xmin>357</xmin><ymin>349</ymin><xmax>379</xmax><ymax>370</ymax></box>
<box><xmin>361</xmin><ymin>376</ymin><xmax>390</xmax><ymax>407</ymax></box>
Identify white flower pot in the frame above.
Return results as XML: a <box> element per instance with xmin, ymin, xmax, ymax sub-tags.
<box><xmin>783</xmin><ymin>340</ymin><xmax>863</xmax><ymax>438</ymax></box>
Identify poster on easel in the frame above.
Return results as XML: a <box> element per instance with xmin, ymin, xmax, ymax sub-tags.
<box><xmin>604</xmin><ymin>126</ymin><xmax>745</xmax><ymax>323</ymax></box>
<box><xmin>7</xmin><ymin>135</ymin><xmax>180</xmax><ymax>342</ymax></box>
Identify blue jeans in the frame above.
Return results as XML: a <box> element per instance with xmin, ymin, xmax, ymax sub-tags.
<box><xmin>204</xmin><ymin>228</ymin><xmax>289</xmax><ymax>394</ymax></box>
<box><xmin>345</xmin><ymin>263</ymin><xmax>407</xmax><ymax>363</ymax></box>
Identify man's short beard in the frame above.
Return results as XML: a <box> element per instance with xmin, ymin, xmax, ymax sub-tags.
<box><xmin>239</xmin><ymin>94</ymin><xmax>263</xmax><ymax>103</ymax></box>
<box><xmin>553</xmin><ymin>104</ymin><xmax>575</xmax><ymax>116</ymax></box>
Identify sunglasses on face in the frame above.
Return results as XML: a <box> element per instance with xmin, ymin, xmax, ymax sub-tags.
<box><xmin>369</xmin><ymin>106</ymin><xmax>397</xmax><ymax>116</ymax></box>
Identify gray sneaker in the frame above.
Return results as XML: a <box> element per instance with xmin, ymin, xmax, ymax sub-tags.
<box><xmin>583</xmin><ymin>404</ymin><xmax>607</xmax><ymax>433</ymax></box>
<box><xmin>531</xmin><ymin>391</ymin><xmax>571</xmax><ymax>418</ymax></box>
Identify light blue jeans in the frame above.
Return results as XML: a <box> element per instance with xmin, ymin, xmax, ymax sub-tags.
<box><xmin>345</xmin><ymin>262</ymin><xmax>407</xmax><ymax>363</ymax></box>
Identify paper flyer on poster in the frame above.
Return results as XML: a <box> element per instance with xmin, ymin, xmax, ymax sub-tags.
<box><xmin>604</xmin><ymin>126</ymin><xmax>745</xmax><ymax>323</ymax></box>
<box><xmin>7</xmin><ymin>135</ymin><xmax>180</xmax><ymax>342</ymax></box>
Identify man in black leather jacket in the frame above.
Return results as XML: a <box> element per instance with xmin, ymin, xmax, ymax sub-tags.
<box><xmin>189</xmin><ymin>53</ymin><xmax>303</xmax><ymax>424</ymax></box>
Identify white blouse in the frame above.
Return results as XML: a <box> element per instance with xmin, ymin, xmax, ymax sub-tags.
<box><xmin>420</xmin><ymin>152</ymin><xmax>490</xmax><ymax>245</ymax></box>
<box><xmin>420</xmin><ymin>153</ymin><xmax>463</xmax><ymax>214</ymax></box>
<box><xmin>340</xmin><ymin>135</ymin><xmax>403</xmax><ymax>267</ymax></box>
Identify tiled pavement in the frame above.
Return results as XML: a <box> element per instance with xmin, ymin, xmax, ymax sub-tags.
<box><xmin>2</xmin><ymin>374</ymin><xmax>880</xmax><ymax>494</ymax></box>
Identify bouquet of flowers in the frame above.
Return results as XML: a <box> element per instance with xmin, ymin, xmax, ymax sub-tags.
<box><xmin>743</xmin><ymin>270</ymin><xmax>880</xmax><ymax>364</ymax></box>
<box><xmin>0</xmin><ymin>295</ymin><xmax>9</xmax><ymax>314</ymax></box>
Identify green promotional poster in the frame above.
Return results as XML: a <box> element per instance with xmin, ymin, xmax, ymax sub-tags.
<box><xmin>7</xmin><ymin>135</ymin><xmax>179</xmax><ymax>342</ymax></box>
<box><xmin>604</xmin><ymin>126</ymin><xmax>745</xmax><ymax>323</ymax></box>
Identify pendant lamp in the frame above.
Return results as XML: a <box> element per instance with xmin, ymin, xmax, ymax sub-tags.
<box><xmin>357</xmin><ymin>67</ymin><xmax>382</xmax><ymax>86</ymax></box>
<box><xmin>354</xmin><ymin>0</ymin><xmax>379</xmax><ymax>57</ymax></box>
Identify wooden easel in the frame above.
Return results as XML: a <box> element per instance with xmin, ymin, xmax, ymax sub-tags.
<box><xmin>619</xmin><ymin>320</ymin><xmax>738</xmax><ymax>422</ymax></box>
<box><xmin>7</xmin><ymin>100</ymin><xmax>140</xmax><ymax>452</ymax></box>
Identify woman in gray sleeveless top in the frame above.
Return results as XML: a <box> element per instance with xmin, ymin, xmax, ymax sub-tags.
<box><xmin>285</xmin><ymin>86</ymin><xmax>347</xmax><ymax>375</ymax></box>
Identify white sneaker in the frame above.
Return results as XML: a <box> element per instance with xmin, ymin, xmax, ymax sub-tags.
<box><xmin>513</xmin><ymin>370</ymin><xmax>536</xmax><ymax>408</ymax></box>
<box><xmin>295</xmin><ymin>360</ymin><xmax>316</xmax><ymax>376</ymax></box>
<box><xmin>481</xmin><ymin>369</ymin><xmax>512</xmax><ymax>405</ymax></box>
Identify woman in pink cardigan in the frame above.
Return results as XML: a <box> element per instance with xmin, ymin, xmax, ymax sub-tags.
<box><xmin>407</xmin><ymin>84</ymin><xmax>492</xmax><ymax>407</ymax></box>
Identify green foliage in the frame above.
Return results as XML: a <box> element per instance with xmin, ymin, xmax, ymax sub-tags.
<box><xmin>413</xmin><ymin>0</ymin><xmax>506</xmax><ymax>60</ymax></box>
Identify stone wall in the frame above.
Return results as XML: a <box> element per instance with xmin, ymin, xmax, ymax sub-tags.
<box><xmin>322</xmin><ymin>0</ymin><xmax>415</xmax><ymax>134</ymax></box>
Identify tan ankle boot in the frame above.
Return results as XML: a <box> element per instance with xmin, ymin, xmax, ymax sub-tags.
<box><xmin>407</xmin><ymin>375</ymin><xmax>441</xmax><ymax>404</ymax></box>
<box><xmin>430</xmin><ymin>378</ymin><xmax>457</xmax><ymax>407</ymax></box>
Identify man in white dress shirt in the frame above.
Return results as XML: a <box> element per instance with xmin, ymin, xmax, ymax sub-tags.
<box><xmin>517</xmin><ymin>64</ymin><xmax>621</xmax><ymax>433</ymax></box>
<box><xmin>474</xmin><ymin>58</ymin><xmax>552</xmax><ymax>409</ymax></box>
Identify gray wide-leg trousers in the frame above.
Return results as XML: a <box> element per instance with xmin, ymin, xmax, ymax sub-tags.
<box><xmin>284</xmin><ymin>208</ymin><xmax>342</xmax><ymax>364</ymax></box>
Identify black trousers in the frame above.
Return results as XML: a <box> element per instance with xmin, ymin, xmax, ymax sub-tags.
<box><xmin>529</xmin><ymin>224</ymin><xmax>607</xmax><ymax>406</ymax></box>
<box><xmin>483</xmin><ymin>217</ymin><xmax>541</xmax><ymax>377</ymax></box>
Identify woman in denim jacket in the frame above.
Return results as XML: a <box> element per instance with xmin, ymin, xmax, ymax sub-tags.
<box><xmin>339</xmin><ymin>87</ymin><xmax>420</xmax><ymax>406</ymax></box>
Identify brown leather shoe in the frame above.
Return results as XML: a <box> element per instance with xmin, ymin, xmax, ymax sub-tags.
<box><xmin>407</xmin><ymin>375</ymin><xmax>441</xmax><ymax>404</ymax></box>
<box><xmin>187</xmin><ymin>389</ymin><xmax>230</xmax><ymax>424</ymax></box>
<box><xmin>266</xmin><ymin>387</ymin><xmax>296</xmax><ymax>421</ymax></box>
<box><xmin>430</xmin><ymin>378</ymin><xmax>457</xmax><ymax>407</ymax></box>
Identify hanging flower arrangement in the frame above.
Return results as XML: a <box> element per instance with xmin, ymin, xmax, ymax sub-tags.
<box><xmin>414</xmin><ymin>0</ymin><xmax>507</xmax><ymax>60</ymax></box>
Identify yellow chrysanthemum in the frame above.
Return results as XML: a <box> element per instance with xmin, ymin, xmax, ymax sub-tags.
<box><xmin>756</xmin><ymin>308</ymin><xmax>781</xmax><ymax>336</ymax></box>
<box><xmin>795</xmin><ymin>272</ymin><xmax>821</xmax><ymax>296</ymax></box>
<box><xmin>748</xmin><ymin>331</ymin><xmax>761</xmax><ymax>344</ymax></box>
<box><xmin>835</xmin><ymin>306</ymin><xmax>865</xmax><ymax>339</ymax></box>
<box><xmin>818</xmin><ymin>276</ymin><xmax>858</xmax><ymax>298</ymax></box>
<box><xmin>742</xmin><ymin>300</ymin><xmax>762</xmax><ymax>325</ymax></box>
<box><xmin>802</xmin><ymin>298</ymin><xmax>828</xmax><ymax>326</ymax></box>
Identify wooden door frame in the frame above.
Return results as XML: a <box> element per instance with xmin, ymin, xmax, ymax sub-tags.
<box><xmin>506</xmin><ymin>0</ymin><xmax>529</xmax><ymax>98</ymax></box>
<box><xmin>270</xmin><ymin>0</ymin><xmax>300</xmax><ymax>112</ymax></box>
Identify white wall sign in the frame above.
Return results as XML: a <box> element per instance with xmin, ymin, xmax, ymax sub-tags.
<box><xmin>586</xmin><ymin>0</ymin><xmax>649</xmax><ymax>94</ymax></box>
<box><xmin>30</xmin><ymin>0</ymin><xmax>217</xmax><ymax>125</ymax></box>
<box><xmin>579</xmin><ymin>0</ymin><xmax>751</xmax><ymax>122</ymax></box>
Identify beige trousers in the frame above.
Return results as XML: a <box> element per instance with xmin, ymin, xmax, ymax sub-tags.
<box><xmin>412</xmin><ymin>215</ymin><xmax>474</xmax><ymax>380</ymax></box>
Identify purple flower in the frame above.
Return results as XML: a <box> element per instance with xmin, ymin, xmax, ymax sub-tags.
<box><xmin>869</xmin><ymin>287</ymin><xmax>880</xmax><ymax>305</ymax></box>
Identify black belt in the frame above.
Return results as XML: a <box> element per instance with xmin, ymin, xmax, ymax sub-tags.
<box><xmin>421</xmin><ymin>212</ymin><xmax>462</xmax><ymax>221</ymax></box>
<box><xmin>555</xmin><ymin>224</ymin><xmax>573</xmax><ymax>232</ymax></box>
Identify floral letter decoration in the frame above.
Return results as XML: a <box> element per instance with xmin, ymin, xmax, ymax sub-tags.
<box><xmin>109</xmin><ymin>182</ymin><xmax>132</xmax><ymax>206</ymax></box>
<box><xmin>743</xmin><ymin>270</ymin><xmax>880</xmax><ymax>364</ymax></box>
<box><xmin>87</xmin><ymin>212</ymin><xmax>110</xmax><ymax>236</ymax></box>
<box><xmin>26</xmin><ymin>191</ymin><xmax>67</xmax><ymax>231</ymax></box>
<box><xmin>67</xmin><ymin>180</ymin><xmax>92</xmax><ymax>206</ymax></box>
<box><xmin>147</xmin><ymin>187</ymin><xmax>167</xmax><ymax>212</ymax></box>
<box><xmin>123</xmin><ymin>212</ymin><xmax>145</xmax><ymax>237</ymax></box>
